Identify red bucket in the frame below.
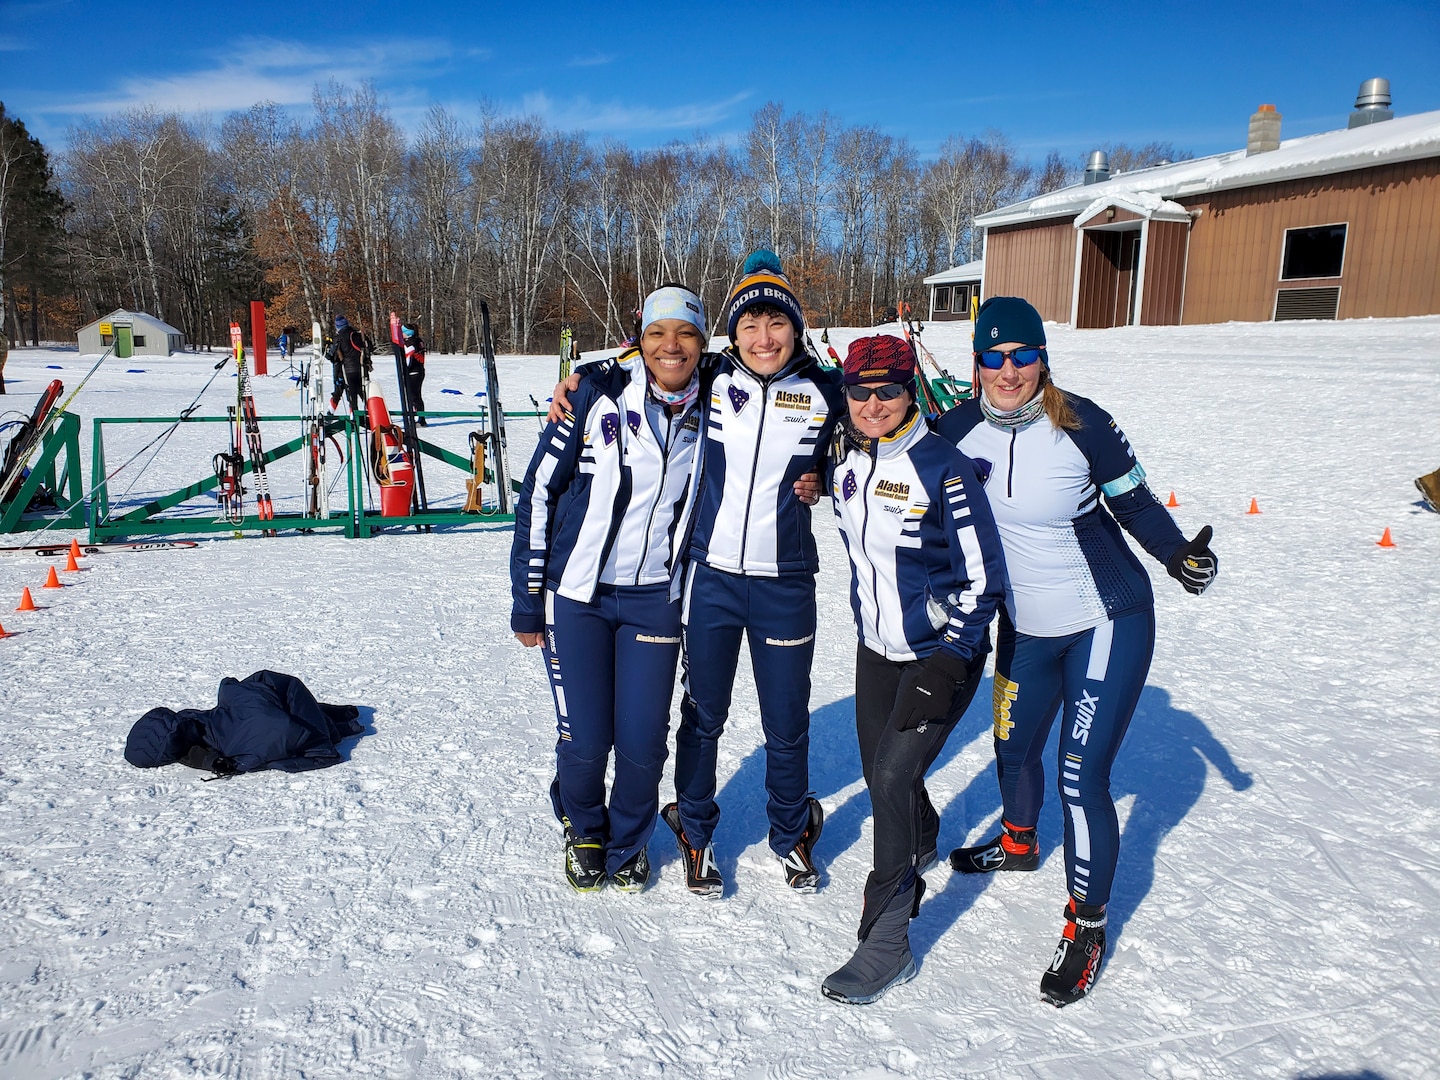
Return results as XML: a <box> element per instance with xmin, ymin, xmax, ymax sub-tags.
<box><xmin>380</xmin><ymin>454</ymin><xmax>413</xmax><ymax>517</ymax></box>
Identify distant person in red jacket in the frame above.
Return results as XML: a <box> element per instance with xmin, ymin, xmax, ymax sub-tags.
<box><xmin>401</xmin><ymin>323</ymin><xmax>427</xmax><ymax>425</ymax></box>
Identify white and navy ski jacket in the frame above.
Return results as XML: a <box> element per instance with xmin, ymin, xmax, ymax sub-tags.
<box><xmin>830</xmin><ymin>410</ymin><xmax>1007</xmax><ymax>664</ymax></box>
<box><xmin>510</xmin><ymin>352</ymin><xmax>702</xmax><ymax>634</ymax></box>
<box><xmin>934</xmin><ymin>393</ymin><xmax>1187</xmax><ymax>638</ymax></box>
<box><xmin>687</xmin><ymin>348</ymin><xmax>845</xmax><ymax>577</ymax></box>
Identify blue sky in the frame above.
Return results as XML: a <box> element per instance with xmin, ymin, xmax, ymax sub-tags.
<box><xmin>4</xmin><ymin>0</ymin><xmax>1439</xmax><ymax>165</ymax></box>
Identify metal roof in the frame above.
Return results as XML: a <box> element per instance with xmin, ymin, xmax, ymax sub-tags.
<box><xmin>922</xmin><ymin>259</ymin><xmax>984</xmax><ymax>285</ymax></box>
<box><xmin>977</xmin><ymin>108</ymin><xmax>1440</xmax><ymax>229</ymax></box>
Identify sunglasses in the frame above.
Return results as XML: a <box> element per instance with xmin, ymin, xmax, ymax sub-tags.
<box><xmin>844</xmin><ymin>382</ymin><xmax>909</xmax><ymax>402</ymax></box>
<box><xmin>975</xmin><ymin>347</ymin><xmax>1047</xmax><ymax>370</ymax></box>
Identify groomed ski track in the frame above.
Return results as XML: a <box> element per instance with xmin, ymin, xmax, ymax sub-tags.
<box><xmin>0</xmin><ymin>317</ymin><xmax>1437</xmax><ymax>1079</ymax></box>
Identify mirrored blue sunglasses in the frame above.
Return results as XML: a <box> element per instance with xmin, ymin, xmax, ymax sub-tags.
<box><xmin>974</xmin><ymin>347</ymin><xmax>1047</xmax><ymax>370</ymax></box>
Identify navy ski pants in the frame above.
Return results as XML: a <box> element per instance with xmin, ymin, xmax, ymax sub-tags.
<box><xmin>542</xmin><ymin>583</ymin><xmax>681</xmax><ymax>874</ymax></box>
<box><xmin>674</xmin><ymin>562</ymin><xmax>816</xmax><ymax>856</ymax></box>
<box><xmin>991</xmin><ymin>607</ymin><xmax>1155</xmax><ymax>908</ymax></box>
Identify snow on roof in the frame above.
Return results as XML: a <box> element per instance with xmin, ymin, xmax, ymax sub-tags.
<box><xmin>1074</xmin><ymin>191</ymin><xmax>1191</xmax><ymax>228</ymax></box>
<box><xmin>977</xmin><ymin>108</ymin><xmax>1440</xmax><ymax>229</ymax></box>
<box><xmin>923</xmin><ymin>259</ymin><xmax>984</xmax><ymax>285</ymax></box>
<box><xmin>78</xmin><ymin>308</ymin><xmax>185</xmax><ymax>336</ymax></box>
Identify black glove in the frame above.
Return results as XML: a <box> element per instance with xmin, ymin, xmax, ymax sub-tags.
<box><xmin>1167</xmin><ymin>524</ymin><xmax>1218</xmax><ymax>595</ymax></box>
<box><xmin>892</xmin><ymin>649</ymin><xmax>973</xmax><ymax>732</ymax></box>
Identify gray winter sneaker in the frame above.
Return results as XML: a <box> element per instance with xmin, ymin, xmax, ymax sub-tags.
<box><xmin>821</xmin><ymin>887</ymin><xmax>917</xmax><ymax>1005</ymax></box>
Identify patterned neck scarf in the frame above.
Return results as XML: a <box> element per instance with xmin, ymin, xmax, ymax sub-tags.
<box><xmin>979</xmin><ymin>387</ymin><xmax>1046</xmax><ymax>429</ymax></box>
<box><xmin>648</xmin><ymin>371</ymin><xmax>699</xmax><ymax>411</ymax></box>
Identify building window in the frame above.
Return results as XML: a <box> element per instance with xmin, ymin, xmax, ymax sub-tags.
<box><xmin>934</xmin><ymin>286</ymin><xmax>951</xmax><ymax>312</ymax></box>
<box><xmin>952</xmin><ymin>286</ymin><xmax>970</xmax><ymax>314</ymax></box>
<box><xmin>133</xmin><ymin>335</ymin><xmax>146</xmax><ymax>347</ymax></box>
<box><xmin>1281</xmin><ymin>224</ymin><xmax>1346</xmax><ymax>280</ymax></box>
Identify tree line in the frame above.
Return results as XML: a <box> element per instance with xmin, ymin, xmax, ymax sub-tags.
<box><xmin>1</xmin><ymin>85</ymin><xmax>1187</xmax><ymax>354</ymax></box>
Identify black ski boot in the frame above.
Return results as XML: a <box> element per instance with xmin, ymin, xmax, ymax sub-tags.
<box><xmin>949</xmin><ymin>819</ymin><xmax>1039</xmax><ymax>874</ymax></box>
<box><xmin>662</xmin><ymin>802</ymin><xmax>722</xmax><ymax>897</ymax></box>
<box><xmin>821</xmin><ymin>885</ymin><xmax>917</xmax><ymax>1005</ymax></box>
<box><xmin>778</xmin><ymin>797</ymin><xmax>824</xmax><ymax>891</ymax></box>
<box><xmin>1040</xmin><ymin>900</ymin><xmax>1107</xmax><ymax>1007</ymax></box>
<box><xmin>563</xmin><ymin>825</ymin><xmax>606</xmax><ymax>893</ymax></box>
<box><xmin>609</xmin><ymin>847</ymin><xmax>651</xmax><ymax>894</ymax></box>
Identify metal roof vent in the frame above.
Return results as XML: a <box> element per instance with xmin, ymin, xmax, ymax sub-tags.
<box><xmin>1247</xmin><ymin>104</ymin><xmax>1282</xmax><ymax>155</ymax></box>
<box><xmin>1084</xmin><ymin>150</ymin><xmax>1110</xmax><ymax>185</ymax></box>
<box><xmin>1349</xmin><ymin>77</ymin><xmax>1394</xmax><ymax>128</ymax></box>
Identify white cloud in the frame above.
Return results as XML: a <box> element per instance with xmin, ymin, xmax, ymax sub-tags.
<box><xmin>517</xmin><ymin>90</ymin><xmax>752</xmax><ymax>135</ymax></box>
<box><xmin>567</xmin><ymin>53</ymin><xmax>615</xmax><ymax>68</ymax></box>
<box><xmin>32</xmin><ymin>35</ymin><xmax>485</xmax><ymax>118</ymax></box>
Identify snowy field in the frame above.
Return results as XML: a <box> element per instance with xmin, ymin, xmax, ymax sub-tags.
<box><xmin>1</xmin><ymin>315</ymin><xmax>1438</xmax><ymax>1079</ymax></box>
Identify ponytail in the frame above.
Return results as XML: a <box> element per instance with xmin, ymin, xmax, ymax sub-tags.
<box><xmin>1041</xmin><ymin>373</ymin><xmax>1081</xmax><ymax>431</ymax></box>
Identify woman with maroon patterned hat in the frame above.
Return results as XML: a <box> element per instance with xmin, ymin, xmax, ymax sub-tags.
<box><xmin>820</xmin><ymin>334</ymin><xmax>1007</xmax><ymax>1005</ymax></box>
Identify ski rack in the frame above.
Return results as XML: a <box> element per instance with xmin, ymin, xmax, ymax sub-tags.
<box><xmin>84</xmin><ymin>406</ymin><xmax>537</xmax><ymax>542</ymax></box>
<box><xmin>0</xmin><ymin>412</ymin><xmax>88</xmax><ymax>535</ymax></box>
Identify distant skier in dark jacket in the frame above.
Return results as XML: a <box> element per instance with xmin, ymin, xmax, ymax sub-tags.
<box><xmin>401</xmin><ymin>323</ymin><xmax>427</xmax><ymax>425</ymax></box>
<box><xmin>329</xmin><ymin>315</ymin><xmax>368</xmax><ymax>414</ymax></box>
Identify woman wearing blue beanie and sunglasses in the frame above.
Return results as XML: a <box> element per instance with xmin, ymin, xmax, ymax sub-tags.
<box><xmin>934</xmin><ymin>296</ymin><xmax>1218</xmax><ymax>1007</ymax></box>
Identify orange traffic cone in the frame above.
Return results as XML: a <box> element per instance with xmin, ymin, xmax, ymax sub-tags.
<box><xmin>1376</xmin><ymin>527</ymin><xmax>1396</xmax><ymax>548</ymax></box>
<box><xmin>16</xmin><ymin>587</ymin><xmax>38</xmax><ymax>611</ymax></box>
<box><xmin>1246</xmin><ymin>498</ymin><xmax>1261</xmax><ymax>515</ymax></box>
<box><xmin>0</xmin><ymin>619</ymin><xmax>11</xmax><ymax>637</ymax></box>
<box><xmin>1166</xmin><ymin>491</ymin><xmax>1179</xmax><ymax>508</ymax></box>
<box><xmin>69</xmin><ymin>538</ymin><xmax>83</xmax><ymax>561</ymax></box>
<box><xmin>64</xmin><ymin>549</ymin><xmax>80</xmax><ymax>572</ymax></box>
<box><xmin>42</xmin><ymin>566</ymin><xmax>63</xmax><ymax>589</ymax></box>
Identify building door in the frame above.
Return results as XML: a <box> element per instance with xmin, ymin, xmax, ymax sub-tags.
<box><xmin>1115</xmin><ymin>232</ymin><xmax>1141</xmax><ymax>326</ymax></box>
<box><xmin>1077</xmin><ymin>228</ymin><xmax>1142</xmax><ymax>328</ymax></box>
<box><xmin>114</xmin><ymin>323</ymin><xmax>134</xmax><ymax>359</ymax></box>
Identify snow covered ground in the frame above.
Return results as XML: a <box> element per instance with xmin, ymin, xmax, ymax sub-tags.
<box><xmin>1</xmin><ymin>315</ymin><xmax>1438</xmax><ymax>1079</ymax></box>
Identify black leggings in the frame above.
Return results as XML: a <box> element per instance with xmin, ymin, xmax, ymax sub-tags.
<box><xmin>854</xmin><ymin>644</ymin><xmax>984</xmax><ymax>936</ymax></box>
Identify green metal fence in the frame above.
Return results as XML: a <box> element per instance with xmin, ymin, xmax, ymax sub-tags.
<box><xmin>84</xmin><ymin>409</ymin><xmax>529</xmax><ymax>542</ymax></box>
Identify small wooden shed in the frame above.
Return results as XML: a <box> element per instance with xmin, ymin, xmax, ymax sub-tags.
<box><xmin>76</xmin><ymin>309</ymin><xmax>186</xmax><ymax>357</ymax></box>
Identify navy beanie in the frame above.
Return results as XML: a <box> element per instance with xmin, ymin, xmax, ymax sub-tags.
<box><xmin>973</xmin><ymin>297</ymin><xmax>1045</xmax><ymax>352</ymax></box>
<box><xmin>724</xmin><ymin>249</ymin><xmax>805</xmax><ymax>339</ymax></box>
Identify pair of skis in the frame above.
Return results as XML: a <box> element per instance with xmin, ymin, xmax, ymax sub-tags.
<box><xmin>480</xmin><ymin>301</ymin><xmax>511</xmax><ymax>515</ymax></box>
<box><xmin>0</xmin><ymin>540</ymin><xmax>198</xmax><ymax>557</ymax></box>
<box><xmin>1</xmin><ymin>379</ymin><xmax>65</xmax><ymax>506</ymax></box>
<box><xmin>387</xmin><ymin>312</ymin><xmax>427</xmax><ymax>519</ymax></box>
<box><xmin>216</xmin><ymin>323</ymin><xmax>276</xmax><ymax>534</ymax></box>
<box><xmin>0</xmin><ymin>346</ymin><xmax>115</xmax><ymax>507</ymax></box>
<box><xmin>300</xmin><ymin>318</ymin><xmax>340</xmax><ymax>522</ymax></box>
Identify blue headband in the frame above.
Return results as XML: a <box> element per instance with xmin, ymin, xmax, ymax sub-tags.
<box><xmin>641</xmin><ymin>286</ymin><xmax>707</xmax><ymax>337</ymax></box>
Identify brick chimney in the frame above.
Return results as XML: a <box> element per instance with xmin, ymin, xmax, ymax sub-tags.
<box><xmin>1247</xmin><ymin>104</ymin><xmax>1281</xmax><ymax>155</ymax></box>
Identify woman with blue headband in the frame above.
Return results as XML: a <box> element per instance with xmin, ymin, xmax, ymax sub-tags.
<box><xmin>510</xmin><ymin>284</ymin><xmax>707</xmax><ymax>893</ymax></box>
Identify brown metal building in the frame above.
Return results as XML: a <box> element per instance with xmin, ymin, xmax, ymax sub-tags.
<box><xmin>976</xmin><ymin>94</ymin><xmax>1440</xmax><ymax>326</ymax></box>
